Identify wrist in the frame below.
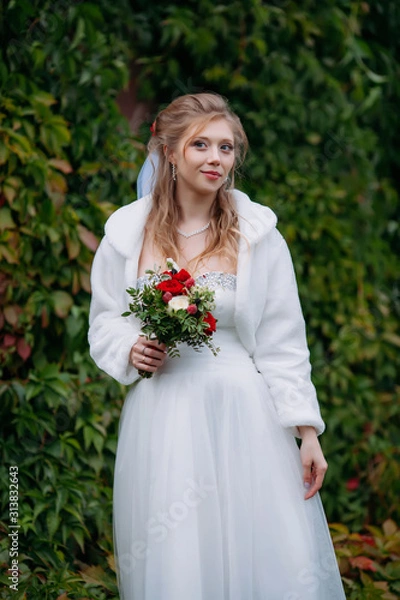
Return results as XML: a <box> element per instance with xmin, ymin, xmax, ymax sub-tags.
<box><xmin>298</xmin><ymin>425</ymin><xmax>317</xmax><ymax>440</ymax></box>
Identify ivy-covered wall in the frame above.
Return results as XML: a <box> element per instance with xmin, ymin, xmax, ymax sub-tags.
<box><xmin>0</xmin><ymin>1</ymin><xmax>399</xmax><ymax>597</ymax></box>
<box><xmin>0</xmin><ymin>1</ymin><xmax>140</xmax><ymax>597</ymax></box>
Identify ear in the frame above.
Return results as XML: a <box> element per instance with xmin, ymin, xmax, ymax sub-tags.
<box><xmin>164</xmin><ymin>145</ymin><xmax>176</xmax><ymax>164</ymax></box>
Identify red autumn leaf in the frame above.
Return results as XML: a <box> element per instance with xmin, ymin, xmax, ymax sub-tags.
<box><xmin>48</xmin><ymin>158</ymin><xmax>73</xmax><ymax>174</ymax></box>
<box><xmin>346</xmin><ymin>477</ymin><xmax>360</xmax><ymax>491</ymax></box>
<box><xmin>4</xmin><ymin>304</ymin><xmax>22</xmax><ymax>327</ymax></box>
<box><xmin>363</xmin><ymin>422</ymin><xmax>373</xmax><ymax>434</ymax></box>
<box><xmin>66</xmin><ymin>235</ymin><xmax>81</xmax><ymax>260</ymax></box>
<box><xmin>359</xmin><ymin>534</ymin><xmax>376</xmax><ymax>547</ymax></box>
<box><xmin>17</xmin><ymin>338</ymin><xmax>31</xmax><ymax>361</ymax></box>
<box><xmin>77</xmin><ymin>224</ymin><xmax>99</xmax><ymax>252</ymax></box>
<box><xmin>41</xmin><ymin>306</ymin><xmax>49</xmax><ymax>328</ymax></box>
<box><xmin>349</xmin><ymin>556</ymin><xmax>377</xmax><ymax>572</ymax></box>
<box><xmin>3</xmin><ymin>334</ymin><xmax>17</xmax><ymax>348</ymax></box>
<box><xmin>72</xmin><ymin>271</ymin><xmax>80</xmax><ymax>295</ymax></box>
<box><xmin>79</xmin><ymin>270</ymin><xmax>91</xmax><ymax>293</ymax></box>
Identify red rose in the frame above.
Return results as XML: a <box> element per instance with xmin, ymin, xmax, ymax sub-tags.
<box><xmin>184</xmin><ymin>277</ymin><xmax>196</xmax><ymax>289</ymax></box>
<box><xmin>172</xmin><ymin>269</ymin><xmax>191</xmax><ymax>282</ymax></box>
<box><xmin>162</xmin><ymin>292</ymin><xmax>173</xmax><ymax>303</ymax></box>
<box><xmin>203</xmin><ymin>311</ymin><xmax>217</xmax><ymax>335</ymax></box>
<box><xmin>156</xmin><ymin>279</ymin><xmax>184</xmax><ymax>295</ymax></box>
<box><xmin>186</xmin><ymin>304</ymin><xmax>197</xmax><ymax>315</ymax></box>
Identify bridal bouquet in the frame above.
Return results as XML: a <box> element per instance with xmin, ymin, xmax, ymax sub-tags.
<box><xmin>123</xmin><ymin>259</ymin><xmax>220</xmax><ymax>378</ymax></box>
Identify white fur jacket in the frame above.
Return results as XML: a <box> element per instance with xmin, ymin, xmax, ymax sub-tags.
<box><xmin>88</xmin><ymin>190</ymin><xmax>325</xmax><ymax>436</ymax></box>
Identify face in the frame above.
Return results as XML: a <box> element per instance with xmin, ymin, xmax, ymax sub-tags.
<box><xmin>169</xmin><ymin>118</ymin><xmax>236</xmax><ymax>201</ymax></box>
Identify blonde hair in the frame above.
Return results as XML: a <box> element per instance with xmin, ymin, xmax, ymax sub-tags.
<box><xmin>145</xmin><ymin>92</ymin><xmax>248</xmax><ymax>271</ymax></box>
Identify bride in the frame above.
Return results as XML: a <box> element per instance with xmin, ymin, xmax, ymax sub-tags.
<box><xmin>88</xmin><ymin>92</ymin><xmax>346</xmax><ymax>599</ymax></box>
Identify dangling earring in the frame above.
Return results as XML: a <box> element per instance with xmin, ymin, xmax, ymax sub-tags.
<box><xmin>225</xmin><ymin>174</ymin><xmax>231</xmax><ymax>189</ymax></box>
<box><xmin>172</xmin><ymin>163</ymin><xmax>177</xmax><ymax>181</ymax></box>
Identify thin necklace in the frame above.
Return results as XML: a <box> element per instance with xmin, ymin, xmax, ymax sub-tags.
<box><xmin>177</xmin><ymin>222</ymin><xmax>211</xmax><ymax>238</ymax></box>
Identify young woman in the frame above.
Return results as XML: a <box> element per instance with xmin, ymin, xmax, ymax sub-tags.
<box><xmin>88</xmin><ymin>93</ymin><xmax>346</xmax><ymax>599</ymax></box>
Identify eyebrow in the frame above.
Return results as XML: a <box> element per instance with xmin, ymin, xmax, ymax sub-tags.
<box><xmin>194</xmin><ymin>136</ymin><xmax>234</xmax><ymax>144</ymax></box>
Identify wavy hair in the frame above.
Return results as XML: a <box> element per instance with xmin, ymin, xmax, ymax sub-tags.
<box><xmin>145</xmin><ymin>93</ymin><xmax>248</xmax><ymax>272</ymax></box>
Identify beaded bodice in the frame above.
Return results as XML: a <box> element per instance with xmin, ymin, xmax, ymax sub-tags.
<box><xmin>136</xmin><ymin>271</ymin><xmax>237</xmax><ymax>292</ymax></box>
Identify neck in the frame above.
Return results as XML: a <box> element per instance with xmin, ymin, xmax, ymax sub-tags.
<box><xmin>175</xmin><ymin>184</ymin><xmax>216</xmax><ymax>225</ymax></box>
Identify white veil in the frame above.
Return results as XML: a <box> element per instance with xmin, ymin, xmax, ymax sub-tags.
<box><xmin>136</xmin><ymin>152</ymin><xmax>159</xmax><ymax>198</ymax></box>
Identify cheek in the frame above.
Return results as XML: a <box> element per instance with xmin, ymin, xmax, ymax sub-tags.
<box><xmin>225</xmin><ymin>156</ymin><xmax>235</xmax><ymax>171</ymax></box>
<box><xmin>182</xmin><ymin>152</ymin><xmax>201</xmax><ymax>169</ymax></box>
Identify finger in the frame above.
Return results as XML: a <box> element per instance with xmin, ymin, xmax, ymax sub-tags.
<box><xmin>130</xmin><ymin>347</ymin><xmax>149</xmax><ymax>369</ymax></box>
<box><xmin>302</xmin><ymin>460</ymin><xmax>313</xmax><ymax>499</ymax></box>
<box><xmin>147</xmin><ymin>341</ymin><xmax>167</xmax><ymax>352</ymax></box>
<box><xmin>137</xmin><ymin>343</ymin><xmax>162</xmax><ymax>359</ymax></box>
<box><xmin>302</xmin><ymin>462</ymin><xmax>313</xmax><ymax>488</ymax></box>
<box><xmin>138</xmin><ymin>355</ymin><xmax>158</xmax><ymax>373</ymax></box>
<box><xmin>139</xmin><ymin>333</ymin><xmax>165</xmax><ymax>347</ymax></box>
<box><xmin>141</xmin><ymin>336</ymin><xmax>167</xmax><ymax>349</ymax></box>
<box><xmin>304</xmin><ymin>470</ymin><xmax>325</xmax><ymax>500</ymax></box>
<box><xmin>143</xmin><ymin>349</ymin><xmax>167</xmax><ymax>369</ymax></box>
<box><xmin>143</xmin><ymin>346</ymin><xmax>167</xmax><ymax>361</ymax></box>
<box><xmin>131</xmin><ymin>340</ymin><xmax>167</xmax><ymax>372</ymax></box>
<box><xmin>139</xmin><ymin>364</ymin><xmax>158</xmax><ymax>373</ymax></box>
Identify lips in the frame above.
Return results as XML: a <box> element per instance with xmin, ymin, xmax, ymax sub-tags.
<box><xmin>201</xmin><ymin>171</ymin><xmax>221</xmax><ymax>180</ymax></box>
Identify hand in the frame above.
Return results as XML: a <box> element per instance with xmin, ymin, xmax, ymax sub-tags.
<box><xmin>298</xmin><ymin>426</ymin><xmax>328</xmax><ymax>500</ymax></box>
<box><xmin>129</xmin><ymin>335</ymin><xmax>167</xmax><ymax>375</ymax></box>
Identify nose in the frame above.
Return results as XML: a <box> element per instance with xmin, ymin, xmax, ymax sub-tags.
<box><xmin>207</xmin><ymin>145</ymin><xmax>221</xmax><ymax>164</ymax></box>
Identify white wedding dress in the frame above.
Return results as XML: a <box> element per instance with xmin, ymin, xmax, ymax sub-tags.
<box><xmin>113</xmin><ymin>272</ymin><xmax>346</xmax><ymax>600</ymax></box>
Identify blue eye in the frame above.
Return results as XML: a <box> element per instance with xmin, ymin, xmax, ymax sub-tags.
<box><xmin>221</xmin><ymin>144</ymin><xmax>234</xmax><ymax>152</ymax></box>
<box><xmin>194</xmin><ymin>141</ymin><xmax>206</xmax><ymax>148</ymax></box>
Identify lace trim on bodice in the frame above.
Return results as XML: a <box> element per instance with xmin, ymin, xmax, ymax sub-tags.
<box><xmin>136</xmin><ymin>271</ymin><xmax>237</xmax><ymax>292</ymax></box>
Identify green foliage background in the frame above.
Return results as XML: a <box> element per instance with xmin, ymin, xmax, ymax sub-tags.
<box><xmin>0</xmin><ymin>0</ymin><xmax>399</xmax><ymax>598</ymax></box>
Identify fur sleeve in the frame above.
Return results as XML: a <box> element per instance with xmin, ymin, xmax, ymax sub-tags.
<box><xmin>253</xmin><ymin>229</ymin><xmax>325</xmax><ymax>437</ymax></box>
<box><xmin>88</xmin><ymin>237</ymin><xmax>141</xmax><ymax>385</ymax></box>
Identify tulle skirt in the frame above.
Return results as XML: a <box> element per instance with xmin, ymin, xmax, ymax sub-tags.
<box><xmin>113</xmin><ymin>329</ymin><xmax>345</xmax><ymax>599</ymax></box>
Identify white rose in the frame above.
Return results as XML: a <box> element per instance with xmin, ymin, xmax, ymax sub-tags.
<box><xmin>166</xmin><ymin>257</ymin><xmax>179</xmax><ymax>271</ymax></box>
<box><xmin>167</xmin><ymin>295</ymin><xmax>189</xmax><ymax>313</ymax></box>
